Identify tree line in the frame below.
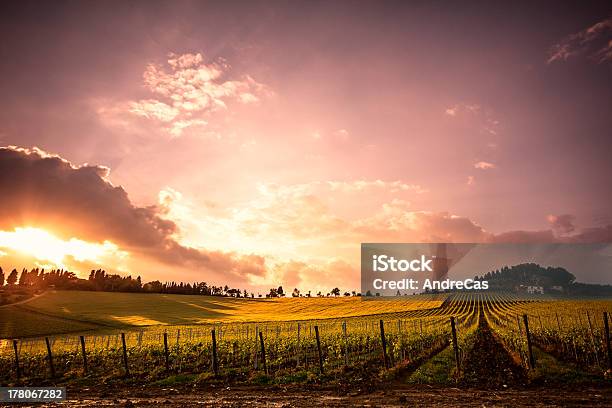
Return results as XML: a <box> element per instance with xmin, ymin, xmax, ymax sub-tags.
<box><xmin>0</xmin><ymin>267</ymin><xmax>357</xmax><ymax>298</ymax></box>
<box><xmin>475</xmin><ymin>263</ymin><xmax>612</xmax><ymax>296</ymax></box>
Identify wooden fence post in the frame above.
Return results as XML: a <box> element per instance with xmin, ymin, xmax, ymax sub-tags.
<box><xmin>163</xmin><ymin>331</ymin><xmax>170</xmax><ymax>371</ymax></box>
<box><xmin>450</xmin><ymin>317</ymin><xmax>460</xmax><ymax>374</ymax></box>
<box><xmin>342</xmin><ymin>321</ymin><xmax>348</xmax><ymax>366</ymax></box>
<box><xmin>314</xmin><ymin>325</ymin><xmax>324</xmax><ymax>374</ymax></box>
<box><xmin>259</xmin><ymin>331</ymin><xmax>267</xmax><ymax>375</ymax></box>
<box><xmin>121</xmin><ymin>333</ymin><xmax>129</xmax><ymax>376</ymax></box>
<box><xmin>604</xmin><ymin>311</ymin><xmax>612</xmax><ymax>370</ymax></box>
<box><xmin>45</xmin><ymin>337</ymin><xmax>55</xmax><ymax>378</ymax></box>
<box><xmin>523</xmin><ymin>315</ymin><xmax>535</xmax><ymax>369</ymax></box>
<box><xmin>379</xmin><ymin>320</ymin><xmax>389</xmax><ymax>369</ymax></box>
<box><xmin>12</xmin><ymin>340</ymin><xmax>20</xmax><ymax>380</ymax></box>
<box><xmin>296</xmin><ymin>323</ymin><xmax>301</xmax><ymax>367</ymax></box>
<box><xmin>211</xmin><ymin>329</ymin><xmax>219</xmax><ymax>377</ymax></box>
<box><xmin>80</xmin><ymin>336</ymin><xmax>88</xmax><ymax>375</ymax></box>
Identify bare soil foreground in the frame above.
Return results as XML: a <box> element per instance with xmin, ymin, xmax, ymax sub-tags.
<box><xmin>29</xmin><ymin>384</ymin><xmax>611</xmax><ymax>407</ymax></box>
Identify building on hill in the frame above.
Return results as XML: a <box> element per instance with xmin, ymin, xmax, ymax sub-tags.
<box><xmin>517</xmin><ymin>285</ymin><xmax>544</xmax><ymax>295</ymax></box>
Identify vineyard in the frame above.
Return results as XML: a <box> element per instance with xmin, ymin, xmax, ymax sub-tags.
<box><xmin>1</xmin><ymin>293</ymin><xmax>611</xmax><ymax>388</ymax></box>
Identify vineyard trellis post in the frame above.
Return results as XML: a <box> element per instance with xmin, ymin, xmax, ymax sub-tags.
<box><xmin>379</xmin><ymin>320</ymin><xmax>389</xmax><ymax>369</ymax></box>
<box><xmin>163</xmin><ymin>331</ymin><xmax>170</xmax><ymax>371</ymax></box>
<box><xmin>45</xmin><ymin>337</ymin><xmax>55</xmax><ymax>378</ymax></box>
<box><xmin>121</xmin><ymin>333</ymin><xmax>129</xmax><ymax>376</ymax></box>
<box><xmin>80</xmin><ymin>335</ymin><xmax>88</xmax><ymax>375</ymax></box>
<box><xmin>296</xmin><ymin>322</ymin><xmax>301</xmax><ymax>367</ymax></box>
<box><xmin>342</xmin><ymin>321</ymin><xmax>348</xmax><ymax>367</ymax></box>
<box><xmin>585</xmin><ymin>311</ymin><xmax>600</xmax><ymax>368</ymax></box>
<box><xmin>450</xmin><ymin>317</ymin><xmax>460</xmax><ymax>374</ymax></box>
<box><xmin>538</xmin><ymin>315</ymin><xmax>543</xmax><ymax>331</ymax></box>
<box><xmin>258</xmin><ymin>331</ymin><xmax>267</xmax><ymax>375</ymax></box>
<box><xmin>315</xmin><ymin>325</ymin><xmax>324</xmax><ymax>374</ymax></box>
<box><xmin>604</xmin><ymin>311</ymin><xmax>612</xmax><ymax>370</ymax></box>
<box><xmin>523</xmin><ymin>315</ymin><xmax>535</xmax><ymax>369</ymax></box>
<box><xmin>12</xmin><ymin>339</ymin><xmax>20</xmax><ymax>380</ymax></box>
<box><xmin>211</xmin><ymin>329</ymin><xmax>219</xmax><ymax>377</ymax></box>
<box><xmin>254</xmin><ymin>325</ymin><xmax>259</xmax><ymax>369</ymax></box>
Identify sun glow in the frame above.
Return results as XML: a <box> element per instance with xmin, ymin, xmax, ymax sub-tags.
<box><xmin>0</xmin><ymin>227</ymin><xmax>128</xmax><ymax>268</ymax></box>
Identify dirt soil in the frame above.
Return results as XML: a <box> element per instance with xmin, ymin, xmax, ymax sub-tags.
<box><xmin>460</xmin><ymin>312</ymin><xmax>527</xmax><ymax>388</ymax></box>
<box><xmin>31</xmin><ymin>384</ymin><xmax>612</xmax><ymax>407</ymax></box>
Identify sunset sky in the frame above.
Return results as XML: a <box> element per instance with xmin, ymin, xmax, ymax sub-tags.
<box><xmin>1</xmin><ymin>1</ymin><xmax>611</xmax><ymax>292</ymax></box>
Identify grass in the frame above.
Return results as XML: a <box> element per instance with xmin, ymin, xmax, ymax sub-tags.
<box><xmin>406</xmin><ymin>346</ymin><xmax>456</xmax><ymax>385</ymax></box>
<box><xmin>529</xmin><ymin>347</ymin><xmax>604</xmax><ymax>384</ymax></box>
<box><xmin>1</xmin><ymin>290</ymin><xmax>445</xmax><ymax>338</ymax></box>
<box><xmin>0</xmin><ymin>306</ymin><xmax>100</xmax><ymax>338</ymax></box>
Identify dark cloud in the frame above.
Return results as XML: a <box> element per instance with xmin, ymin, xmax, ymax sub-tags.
<box><xmin>0</xmin><ymin>146</ymin><xmax>265</xmax><ymax>279</ymax></box>
<box><xmin>489</xmin><ymin>226</ymin><xmax>612</xmax><ymax>244</ymax></box>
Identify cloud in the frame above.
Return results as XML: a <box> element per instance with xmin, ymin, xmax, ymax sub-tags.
<box><xmin>445</xmin><ymin>104</ymin><xmax>480</xmax><ymax>116</ymax></box>
<box><xmin>353</xmin><ymin>200</ymin><xmax>490</xmax><ymax>243</ymax></box>
<box><xmin>326</xmin><ymin>180</ymin><xmax>426</xmax><ymax>194</ymax></box>
<box><xmin>334</xmin><ymin>129</ymin><xmax>350</xmax><ymax>140</ymax></box>
<box><xmin>467</xmin><ymin>176</ymin><xmax>475</xmax><ymax>185</ymax></box>
<box><xmin>128</xmin><ymin>99</ymin><xmax>179</xmax><ymax>122</ymax></box>
<box><xmin>0</xmin><ymin>146</ymin><xmax>265</xmax><ymax>280</ymax></box>
<box><xmin>547</xmin><ymin>18</ymin><xmax>612</xmax><ymax>64</ymax></box>
<box><xmin>235</xmin><ymin>184</ymin><xmax>486</xmax><ymax>247</ymax></box>
<box><xmin>445</xmin><ymin>103</ymin><xmax>501</xmax><ymax>138</ymax></box>
<box><xmin>547</xmin><ymin>214</ymin><xmax>576</xmax><ymax>234</ymax></box>
<box><xmin>474</xmin><ymin>161</ymin><xmax>496</xmax><ymax>170</ymax></box>
<box><xmin>121</xmin><ymin>52</ymin><xmax>272</xmax><ymax>137</ymax></box>
<box><xmin>489</xmin><ymin>229</ymin><xmax>557</xmax><ymax>243</ymax></box>
<box><xmin>2</xmin><ymin>146</ymin><xmax>610</xmax><ymax>290</ymax></box>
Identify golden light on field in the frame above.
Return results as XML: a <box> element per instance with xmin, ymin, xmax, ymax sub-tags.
<box><xmin>0</xmin><ymin>227</ymin><xmax>128</xmax><ymax>269</ymax></box>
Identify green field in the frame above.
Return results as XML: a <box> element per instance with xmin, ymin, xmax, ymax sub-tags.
<box><xmin>0</xmin><ymin>290</ymin><xmax>446</xmax><ymax>338</ymax></box>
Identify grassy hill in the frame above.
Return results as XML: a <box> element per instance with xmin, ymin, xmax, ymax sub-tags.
<box><xmin>1</xmin><ymin>290</ymin><xmax>445</xmax><ymax>338</ymax></box>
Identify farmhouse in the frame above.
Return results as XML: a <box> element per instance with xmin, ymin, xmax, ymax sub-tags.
<box><xmin>521</xmin><ymin>285</ymin><xmax>544</xmax><ymax>295</ymax></box>
<box><xmin>517</xmin><ymin>285</ymin><xmax>544</xmax><ymax>295</ymax></box>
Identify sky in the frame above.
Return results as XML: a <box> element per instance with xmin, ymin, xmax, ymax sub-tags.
<box><xmin>0</xmin><ymin>1</ymin><xmax>611</xmax><ymax>292</ymax></box>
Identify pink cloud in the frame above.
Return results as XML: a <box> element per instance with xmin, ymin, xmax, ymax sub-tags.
<box><xmin>547</xmin><ymin>18</ymin><xmax>612</xmax><ymax>64</ymax></box>
<box><xmin>123</xmin><ymin>52</ymin><xmax>272</xmax><ymax>137</ymax></box>
<box><xmin>474</xmin><ymin>161</ymin><xmax>496</xmax><ymax>170</ymax></box>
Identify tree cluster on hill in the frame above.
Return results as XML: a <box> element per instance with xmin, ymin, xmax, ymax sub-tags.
<box><xmin>475</xmin><ymin>263</ymin><xmax>612</xmax><ymax>296</ymax></box>
<box><xmin>476</xmin><ymin>263</ymin><xmax>575</xmax><ymax>289</ymax></box>
<box><xmin>0</xmin><ymin>266</ymin><xmax>358</xmax><ymax>299</ymax></box>
<box><xmin>0</xmin><ymin>266</ymin><xmax>255</xmax><ymax>298</ymax></box>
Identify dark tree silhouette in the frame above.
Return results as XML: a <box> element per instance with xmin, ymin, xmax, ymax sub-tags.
<box><xmin>7</xmin><ymin>269</ymin><xmax>18</xmax><ymax>285</ymax></box>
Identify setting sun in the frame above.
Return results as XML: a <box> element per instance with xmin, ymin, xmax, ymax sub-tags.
<box><xmin>0</xmin><ymin>227</ymin><xmax>128</xmax><ymax>269</ymax></box>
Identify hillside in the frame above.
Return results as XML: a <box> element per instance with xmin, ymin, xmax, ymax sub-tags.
<box><xmin>1</xmin><ymin>290</ymin><xmax>446</xmax><ymax>338</ymax></box>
